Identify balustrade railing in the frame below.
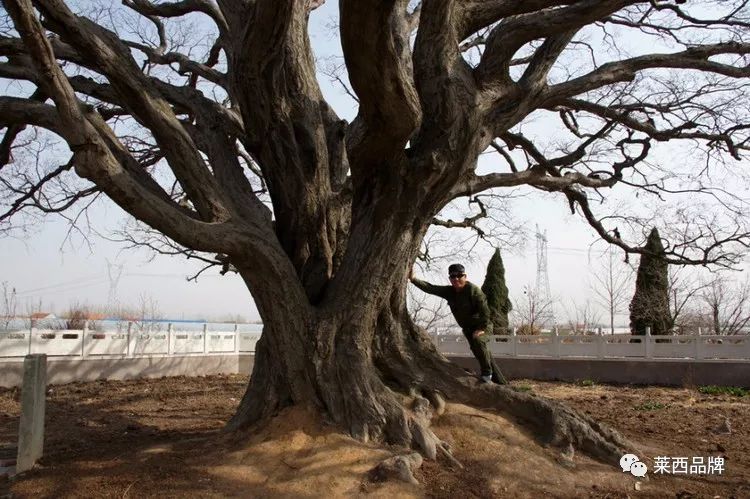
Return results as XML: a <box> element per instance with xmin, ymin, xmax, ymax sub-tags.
<box><xmin>434</xmin><ymin>330</ymin><xmax>750</xmax><ymax>361</ymax></box>
<box><xmin>1</xmin><ymin>323</ymin><xmax>749</xmax><ymax>361</ymax></box>
<box><xmin>0</xmin><ymin>321</ymin><xmax>260</xmax><ymax>359</ymax></box>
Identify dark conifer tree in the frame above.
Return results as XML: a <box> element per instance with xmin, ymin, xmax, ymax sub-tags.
<box><xmin>482</xmin><ymin>248</ymin><xmax>512</xmax><ymax>334</ymax></box>
<box><xmin>629</xmin><ymin>228</ymin><xmax>671</xmax><ymax>335</ymax></box>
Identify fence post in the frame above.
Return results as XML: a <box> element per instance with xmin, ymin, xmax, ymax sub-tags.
<box><xmin>16</xmin><ymin>354</ymin><xmax>47</xmax><ymax>473</ymax></box>
<box><xmin>234</xmin><ymin>323</ymin><xmax>240</xmax><ymax>354</ymax></box>
<box><xmin>697</xmin><ymin>327</ymin><xmax>702</xmax><ymax>336</ymax></box>
<box><xmin>552</xmin><ymin>328</ymin><xmax>560</xmax><ymax>358</ymax></box>
<box><xmin>81</xmin><ymin>320</ymin><xmax>89</xmax><ymax>358</ymax></box>
<box><xmin>645</xmin><ymin>326</ymin><xmax>653</xmax><ymax>359</ymax></box>
<box><xmin>127</xmin><ymin>321</ymin><xmax>136</xmax><ymax>357</ymax></box>
<box><xmin>512</xmin><ymin>327</ymin><xmax>518</xmax><ymax>357</ymax></box>
<box><xmin>203</xmin><ymin>323</ymin><xmax>208</xmax><ymax>354</ymax></box>
<box><xmin>596</xmin><ymin>334</ymin><xmax>605</xmax><ymax>358</ymax></box>
<box><xmin>168</xmin><ymin>323</ymin><xmax>174</xmax><ymax>355</ymax></box>
<box><xmin>28</xmin><ymin>319</ymin><xmax>34</xmax><ymax>355</ymax></box>
<box><xmin>693</xmin><ymin>332</ymin><xmax>701</xmax><ymax>360</ymax></box>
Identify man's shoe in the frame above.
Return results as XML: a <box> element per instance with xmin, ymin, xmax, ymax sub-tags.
<box><xmin>479</xmin><ymin>375</ymin><xmax>492</xmax><ymax>384</ymax></box>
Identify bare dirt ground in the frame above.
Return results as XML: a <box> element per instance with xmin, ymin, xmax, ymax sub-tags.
<box><xmin>0</xmin><ymin>374</ymin><xmax>748</xmax><ymax>498</ymax></box>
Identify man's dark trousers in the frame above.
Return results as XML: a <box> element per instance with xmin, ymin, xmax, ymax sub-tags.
<box><xmin>461</xmin><ymin>329</ymin><xmax>507</xmax><ymax>384</ymax></box>
<box><xmin>462</xmin><ymin>328</ymin><xmax>491</xmax><ymax>376</ymax></box>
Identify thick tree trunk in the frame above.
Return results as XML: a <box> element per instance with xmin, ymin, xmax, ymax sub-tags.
<box><xmin>227</xmin><ymin>218</ymin><xmax>633</xmax><ymax>466</ymax></box>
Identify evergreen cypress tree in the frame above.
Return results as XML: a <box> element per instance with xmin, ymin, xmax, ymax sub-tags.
<box><xmin>482</xmin><ymin>248</ymin><xmax>513</xmax><ymax>334</ymax></box>
<box><xmin>629</xmin><ymin>228</ymin><xmax>671</xmax><ymax>335</ymax></box>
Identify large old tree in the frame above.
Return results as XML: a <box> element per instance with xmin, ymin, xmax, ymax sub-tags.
<box><xmin>2</xmin><ymin>0</ymin><xmax>750</xmax><ymax>466</ymax></box>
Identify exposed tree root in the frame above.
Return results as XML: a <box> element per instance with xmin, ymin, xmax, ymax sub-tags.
<box><xmin>402</xmin><ymin>394</ymin><xmax>463</xmax><ymax>471</ymax></box>
<box><xmin>421</xmin><ymin>388</ymin><xmax>446</xmax><ymax>416</ymax></box>
<box><xmin>225</xmin><ymin>335</ymin><xmax>290</xmax><ymax>432</ymax></box>
<box><xmin>371</xmin><ymin>328</ymin><xmax>626</xmax><ymax>469</ymax></box>
<box><xmin>437</xmin><ymin>441</ymin><xmax>464</xmax><ymax>469</ymax></box>
<box><xmin>433</xmin><ymin>373</ymin><xmax>636</xmax><ymax>467</ymax></box>
<box><xmin>369</xmin><ymin>453</ymin><xmax>423</xmax><ymax>484</ymax></box>
<box><xmin>369</xmin><ymin>310</ymin><xmax>637</xmax><ymax>468</ymax></box>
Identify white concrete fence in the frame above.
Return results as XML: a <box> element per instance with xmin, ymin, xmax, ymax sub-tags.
<box><xmin>0</xmin><ymin>322</ymin><xmax>260</xmax><ymax>360</ymax></box>
<box><xmin>437</xmin><ymin>331</ymin><xmax>750</xmax><ymax>361</ymax></box>
<box><xmin>1</xmin><ymin>324</ymin><xmax>749</xmax><ymax>362</ymax></box>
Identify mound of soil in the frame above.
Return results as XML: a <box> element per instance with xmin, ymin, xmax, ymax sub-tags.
<box><xmin>0</xmin><ymin>375</ymin><xmax>748</xmax><ymax>497</ymax></box>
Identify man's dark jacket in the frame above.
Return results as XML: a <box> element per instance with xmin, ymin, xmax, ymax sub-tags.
<box><xmin>410</xmin><ymin>279</ymin><xmax>491</xmax><ymax>333</ymax></box>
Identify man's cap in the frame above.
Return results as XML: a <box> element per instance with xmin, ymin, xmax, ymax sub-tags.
<box><xmin>448</xmin><ymin>263</ymin><xmax>465</xmax><ymax>275</ymax></box>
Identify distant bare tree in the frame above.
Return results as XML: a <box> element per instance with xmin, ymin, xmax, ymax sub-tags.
<box><xmin>1</xmin><ymin>281</ymin><xmax>17</xmax><ymax>329</ymax></box>
<box><xmin>24</xmin><ymin>297</ymin><xmax>43</xmax><ymax>316</ymax></box>
<box><xmin>700</xmin><ymin>277</ymin><xmax>750</xmax><ymax>335</ymax></box>
<box><xmin>118</xmin><ymin>293</ymin><xmax>163</xmax><ymax>333</ymax></box>
<box><xmin>590</xmin><ymin>246</ymin><xmax>633</xmax><ymax>334</ymax></box>
<box><xmin>667</xmin><ymin>267</ymin><xmax>707</xmax><ymax>334</ymax></box>
<box><xmin>565</xmin><ymin>300</ymin><xmax>602</xmax><ymax>335</ymax></box>
<box><xmin>408</xmin><ymin>287</ymin><xmax>453</xmax><ymax>336</ymax></box>
<box><xmin>513</xmin><ymin>285</ymin><xmax>555</xmax><ymax>335</ymax></box>
<box><xmin>62</xmin><ymin>301</ymin><xmax>102</xmax><ymax>330</ymax></box>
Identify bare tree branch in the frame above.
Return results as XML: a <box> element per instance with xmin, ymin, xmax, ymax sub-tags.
<box><xmin>3</xmin><ymin>0</ymin><xmax>256</xmax><ymax>254</ymax></box>
<box><xmin>459</xmin><ymin>0</ymin><xmax>578</xmax><ymax>40</ymax></box>
<box><xmin>548</xmin><ymin>43</ymin><xmax>750</xmax><ymax>99</ymax></box>
<box><xmin>475</xmin><ymin>1</ymin><xmax>633</xmax><ymax>91</ymax></box>
<box><xmin>121</xmin><ymin>0</ymin><xmax>229</xmax><ymax>36</ymax></box>
<box><xmin>35</xmin><ymin>0</ymin><xmax>230</xmax><ymax>221</ymax></box>
<box><xmin>432</xmin><ymin>197</ymin><xmax>488</xmax><ymax>238</ymax></box>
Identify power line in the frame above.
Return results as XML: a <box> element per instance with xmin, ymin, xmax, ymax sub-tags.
<box><xmin>11</xmin><ymin>270</ymin><xmax>218</xmax><ymax>299</ymax></box>
<box><xmin>19</xmin><ymin>280</ymin><xmax>108</xmax><ymax>298</ymax></box>
<box><xmin>518</xmin><ymin>245</ymin><xmax>610</xmax><ymax>255</ymax></box>
<box><xmin>126</xmin><ymin>272</ymin><xmax>194</xmax><ymax>278</ymax></box>
<box><xmin>14</xmin><ymin>275</ymin><xmax>102</xmax><ymax>296</ymax></box>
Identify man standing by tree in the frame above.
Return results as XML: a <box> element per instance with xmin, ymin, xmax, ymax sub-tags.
<box><xmin>410</xmin><ymin>264</ymin><xmax>504</xmax><ymax>384</ymax></box>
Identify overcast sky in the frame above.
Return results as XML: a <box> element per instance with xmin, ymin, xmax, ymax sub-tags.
<box><xmin>1</xmin><ymin>1</ymin><xmax>746</xmax><ymax>325</ymax></box>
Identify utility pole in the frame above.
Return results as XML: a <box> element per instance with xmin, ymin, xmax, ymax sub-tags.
<box><xmin>106</xmin><ymin>260</ymin><xmax>124</xmax><ymax>316</ymax></box>
<box><xmin>535</xmin><ymin>225</ymin><xmax>556</xmax><ymax>328</ymax></box>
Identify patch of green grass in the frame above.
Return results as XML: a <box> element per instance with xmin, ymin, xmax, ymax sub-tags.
<box><xmin>578</xmin><ymin>379</ymin><xmax>596</xmax><ymax>387</ymax></box>
<box><xmin>634</xmin><ymin>400</ymin><xmax>666</xmax><ymax>411</ymax></box>
<box><xmin>512</xmin><ymin>384</ymin><xmax>533</xmax><ymax>393</ymax></box>
<box><xmin>698</xmin><ymin>385</ymin><xmax>748</xmax><ymax>397</ymax></box>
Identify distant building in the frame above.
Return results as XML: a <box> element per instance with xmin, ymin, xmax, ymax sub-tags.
<box><xmin>29</xmin><ymin>312</ymin><xmax>56</xmax><ymax>320</ymax></box>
